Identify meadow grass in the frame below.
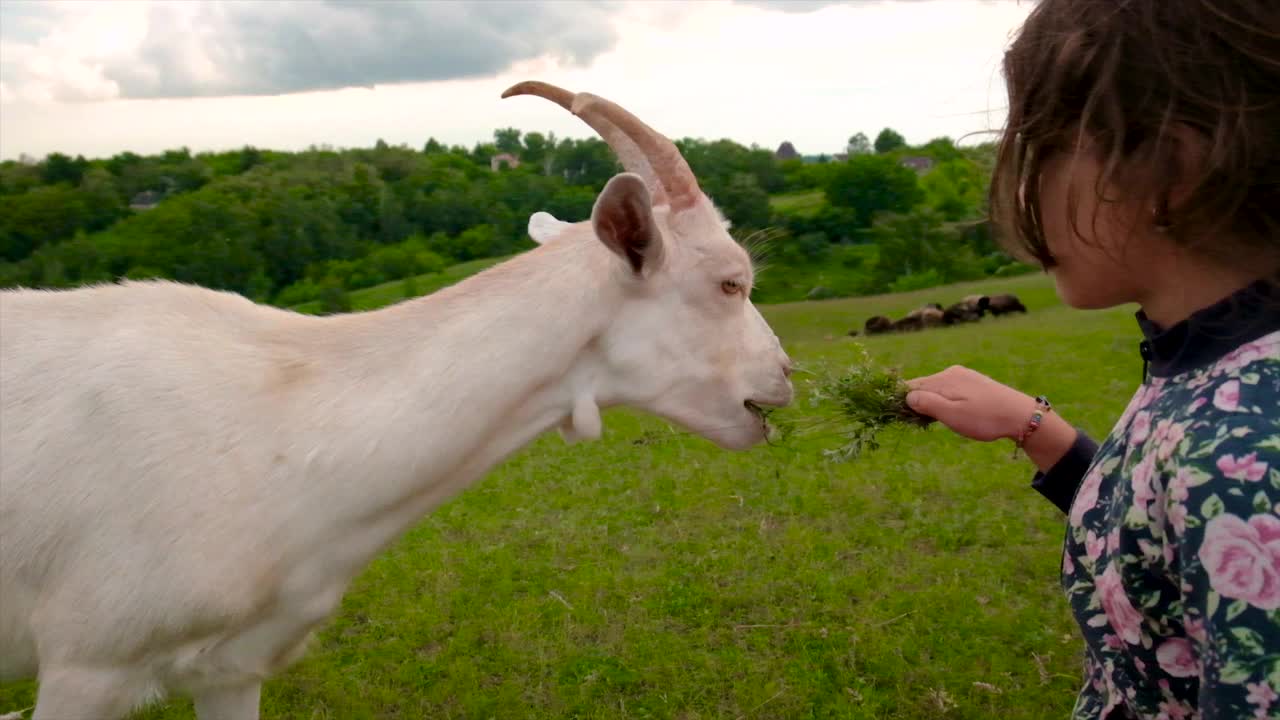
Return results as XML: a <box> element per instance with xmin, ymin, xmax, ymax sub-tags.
<box><xmin>769</xmin><ymin>191</ymin><xmax>827</xmax><ymax>219</ymax></box>
<box><xmin>0</xmin><ymin>273</ymin><xmax>1146</xmax><ymax>719</ymax></box>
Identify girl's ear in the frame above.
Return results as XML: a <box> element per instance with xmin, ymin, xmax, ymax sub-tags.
<box><xmin>1157</xmin><ymin>122</ymin><xmax>1211</xmax><ymax>221</ymax></box>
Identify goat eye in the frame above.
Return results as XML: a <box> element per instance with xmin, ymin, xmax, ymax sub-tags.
<box><xmin>720</xmin><ymin>279</ymin><xmax>742</xmax><ymax>295</ymax></box>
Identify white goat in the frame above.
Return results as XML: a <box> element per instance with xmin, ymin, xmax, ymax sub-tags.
<box><xmin>0</xmin><ymin>81</ymin><xmax>794</xmax><ymax>719</ymax></box>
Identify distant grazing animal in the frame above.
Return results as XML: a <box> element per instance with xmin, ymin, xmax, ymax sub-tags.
<box><xmin>943</xmin><ymin>295</ymin><xmax>989</xmax><ymax>325</ymax></box>
<box><xmin>892</xmin><ymin>315</ymin><xmax>925</xmax><ymax>332</ymax></box>
<box><xmin>901</xmin><ymin>303</ymin><xmax>945</xmax><ymax>330</ymax></box>
<box><xmin>861</xmin><ymin>315</ymin><xmax>894</xmax><ymax>336</ymax></box>
<box><xmin>986</xmin><ymin>293</ymin><xmax>1028</xmax><ymax>316</ymax></box>
<box><xmin>0</xmin><ymin>80</ymin><xmax>795</xmax><ymax>720</ymax></box>
<box><xmin>903</xmin><ymin>302</ymin><xmax>943</xmax><ymax>319</ymax></box>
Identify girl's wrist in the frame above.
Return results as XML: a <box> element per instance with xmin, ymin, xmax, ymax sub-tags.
<box><xmin>1003</xmin><ymin>393</ymin><xmax>1041</xmax><ymax>441</ymax></box>
<box><xmin>1005</xmin><ymin>394</ymin><xmax>1077</xmax><ymax>471</ymax></box>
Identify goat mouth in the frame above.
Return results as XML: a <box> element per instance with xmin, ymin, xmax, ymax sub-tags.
<box><xmin>744</xmin><ymin>400</ymin><xmax>770</xmax><ymax>427</ymax></box>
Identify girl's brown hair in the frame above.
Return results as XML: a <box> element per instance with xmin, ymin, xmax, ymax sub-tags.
<box><xmin>990</xmin><ymin>0</ymin><xmax>1280</xmax><ymax>269</ymax></box>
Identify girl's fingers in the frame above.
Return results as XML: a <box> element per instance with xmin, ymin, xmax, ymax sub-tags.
<box><xmin>905</xmin><ymin>389</ymin><xmax>960</xmax><ymax>421</ymax></box>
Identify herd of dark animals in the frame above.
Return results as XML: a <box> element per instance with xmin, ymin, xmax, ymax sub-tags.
<box><xmin>851</xmin><ymin>293</ymin><xmax>1029</xmax><ymax>336</ymax></box>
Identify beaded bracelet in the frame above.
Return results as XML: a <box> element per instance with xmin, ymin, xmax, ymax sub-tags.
<box><xmin>1013</xmin><ymin>395</ymin><xmax>1052</xmax><ymax>459</ymax></box>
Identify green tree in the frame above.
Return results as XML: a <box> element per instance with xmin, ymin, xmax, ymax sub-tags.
<box><xmin>847</xmin><ymin>132</ymin><xmax>871</xmax><ymax>156</ymax></box>
<box><xmin>918</xmin><ymin>137</ymin><xmax>963</xmax><ymax>163</ymax></box>
<box><xmin>0</xmin><ymin>184</ymin><xmax>91</xmax><ymax>260</ymax></box>
<box><xmin>868</xmin><ymin>208</ymin><xmax>984</xmax><ymax>290</ymax></box>
<box><xmin>824</xmin><ymin>155</ymin><xmax>923</xmax><ymax>228</ymax></box>
<box><xmin>41</xmin><ymin>153</ymin><xmax>89</xmax><ymax>185</ymax></box>
<box><xmin>555</xmin><ymin>138</ymin><xmax>619</xmax><ymax>188</ymax></box>
<box><xmin>494</xmin><ymin>128</ymin><xmax>523</xmax><ymax>155</ymax></box>
<box><xmin>715</xmin><ymin>173</ymin><xmax>771</xmax><ymax>230</ymax></box>
<box><xmin>919</xmin><ymin>158</ymin><xmax>986</xmax><ymax>221</ymax></box>
<box><xmin>317</xmin><ymin>279</ymin><xmax>351</xmax><ymax>315</ymax></box>
<box><xmin>522</xmin><ymin>131</ymin><xmax>553</xmax><ymax>172</ymax></box>
<box><xmin>874</xmin><ymin>128</ymin><xmax>907</xmax><ymax>154</ymax></box>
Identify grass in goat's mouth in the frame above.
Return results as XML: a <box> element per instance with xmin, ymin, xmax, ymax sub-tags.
<box><xmin>769</xmin><ymin>346</ymin><xmax>933</xmax><ymax>460</ymax></box>
<box><xmin>744</xmin><ymin>400</ymin><xmax>776</xmax><ymax>435</ymax></box>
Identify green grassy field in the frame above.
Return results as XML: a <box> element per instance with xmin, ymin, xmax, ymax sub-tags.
<box><xmin>1</xmin><ymin>273</ymin><xmax>1146</xmax><ymax>719</ymax></box>
<box><xmin>769</xmin><ymin>191</ymin><xmax>827</xmax><ymax>219</ymax></box>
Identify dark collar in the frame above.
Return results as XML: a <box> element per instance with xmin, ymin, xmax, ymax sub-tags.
<box><xmin>1136</xmin><ymin>278</ymin><xmax>1280</xmax><ymax>379</ymax></box>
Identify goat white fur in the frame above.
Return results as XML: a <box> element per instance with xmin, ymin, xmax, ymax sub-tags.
<box><xmin>0</xmin><ymin>82</ymin><xmax>793</xmax><ymax>719</ymax></box>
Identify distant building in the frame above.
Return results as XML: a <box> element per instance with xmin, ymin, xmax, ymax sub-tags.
<box><xmin>774</xmin><ymin>141</ymin><xmax>799</xmax><ymax>160</ymax></box>
<box><xmin>129</xmin><ymin>190</ymin><xmax>163</xmax><ymax>211</ymax></box>
<box><xmin>899</xmin><ymin>156</ymin><xmax>935</xmax><ymax>173</ymax></box>
<box><xmin>490</xmin><ymin>153</ymin><xmax>521</xmax><ymax>171</ymax></box>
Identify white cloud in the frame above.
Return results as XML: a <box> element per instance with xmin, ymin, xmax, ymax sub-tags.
<box><xmin>0</xmin><ymin>0</ymin><xmax>1031</xmax><ymax>160</ymax></box>
<box><xmin>1</xmin><ymin>0</ymin><xmax>624</xmax><ymax>101</ymax></box>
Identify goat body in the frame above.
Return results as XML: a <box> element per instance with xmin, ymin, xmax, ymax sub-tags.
<box><xmin>1</xmin><ymin>254</ymin><xmax>618</xmax><ymax>712</ymax></box>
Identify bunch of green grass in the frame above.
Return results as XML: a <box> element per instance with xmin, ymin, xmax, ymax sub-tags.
<box><xmin>772</xmin><ymin>345</ymin><xmax>933</xmax><ymax>461</ymax></box>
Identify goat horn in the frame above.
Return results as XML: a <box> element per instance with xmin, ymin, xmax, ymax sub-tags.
<box><xmin>502</xmin><ymin>80</ymin><xmax>701</xmax><ymax>211</ymax></box>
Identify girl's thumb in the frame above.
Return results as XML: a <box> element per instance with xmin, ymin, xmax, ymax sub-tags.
<box><xmin>905</xmin><ymin>390</ymin><xmax>950</xmax><ymax>420</ymax></box>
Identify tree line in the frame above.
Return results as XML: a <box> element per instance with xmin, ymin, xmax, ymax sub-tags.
<box><xmin>0</xmin><ymin>125</ymin><xmax>1024</xmax><ymax>310</ymax></box>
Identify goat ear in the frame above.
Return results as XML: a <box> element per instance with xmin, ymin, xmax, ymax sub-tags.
<box><xmin>528</xmin><ymin>211</ymin><xmax>571</xmax><ymax>245</ymax></box>
<box><xmin>591</xmin><ymin>173</ymin><xmax>662</xmax><ymax>275</ymax></box>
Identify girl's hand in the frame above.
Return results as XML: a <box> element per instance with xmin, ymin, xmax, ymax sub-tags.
<box><xmin>905</xmin><ymin>365</ymin><xmax>1077</xmax><ymax>471</ymax></box>
<box><xmin>904</xmin><ymin>366</ymin><xmax>1036</xmax><ymax>441</ymax></box>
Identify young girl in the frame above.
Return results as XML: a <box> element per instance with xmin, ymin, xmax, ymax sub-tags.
<box><xmin>904</xmin><ymin>1</ymin><xmax>1279</xmax><ymax>718</ymax></box>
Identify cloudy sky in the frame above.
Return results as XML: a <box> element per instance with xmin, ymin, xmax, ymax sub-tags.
<box><xmin>0</xmin><ymin>0</ymin><xmax>1035</xmax><ymax>161</ymax></box>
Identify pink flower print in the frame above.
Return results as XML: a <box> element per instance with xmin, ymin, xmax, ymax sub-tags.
<box><xmin>1188</xmin><ymin>397</ymin><xmax>1207</xmax><ymax>413</ymax></box>
<box><xmin>1155</xmin><ymin>638</ymin><xmax>1200</xmax><ymax>678</ymax></box>
<box><xmin>1169</xmin><ymin>468</ymin><xmax>1194</xmax><ymax>503</ymax></box>
<box><xmin>1217</xmin><ymin>453</ymin><xmax>1270</xmax><ymax>482</ymax></box>
<box><xmin>1157</xmin><ymin>700</ymin><xmax>1192</xmax><ymax>720</ymax></box>
<box><xmin>1108</xmin><ymin>527</ymin><xmax>1121</xmax><ymax>554</ymax></box>
<box><xmin>1168</xmin><ymin>502</ymin><xmax>1189</xmax><ymax>535</ymax></box>
<box><xmin>1103</xmin><ymin>633</ymin><xmax>1123</xmax><ymax>650</ymax></box>
<box><xmin>1063</xmin><ymin>550</ymin><xmax>1074</xmax><ymax>574</ymax></box>
<box><xmin>1115</xmin><ymin>391</ymin><xmax>1143</xmax><ymax>431</ymax></box>
<box><xmin>1071</xmin><ymin>465</ymin><xmax>1105</xmax><ymax>526</ymax></box>
<box><xmin>1097</xmin><ymin>562</ymin><xmax>1144</xmax><ymax>645</ymax></box>
<box><xmin>1140</xmin><ymin>381</ymin><xmax>1166</xmax><ymax>409</ymax></box>
<box><xmin>1133</xmin><ymin>454</ymin><xmax>1158</xmax><ymax>509</ymax></box>
<box><xmin>1130</xmin><ymin>411</ymin><xmax>1153</xmax><ymax>445</ymax></box>
<box><xmin>1213</xmin><ymin>380</ymin><xmax>1241</xmax><ymax>411</ymax></box>
<box><xmin>1152</xmin><ymin>419</ymin><xmax>1174</xmax><ymax>447</ymax></box>
<box><xmin>1216</xmin><ymin>338</ymin><xmax>1274</xmax><ymax>375</ymax></box>
<box><xmin>1087</xmin><ymin>530</ymin><xmax>1106</xmax><ymax>561</ymax></box>
<box><xmin>1199</xmin><ymin>513</ymin><xmax>1280</xmax><ymax>610</ymax></box>
<box><xmin>1157</xmin><ymin>422</ymin><xmax>1186</xmax><ymax>461</ymax></box>
<box><xmin>1247</xmin><ymin>682</ymin><xmax>1277</xmax><ymax>717</ymax></box>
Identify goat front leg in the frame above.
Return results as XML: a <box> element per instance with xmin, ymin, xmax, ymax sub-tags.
<box><xmin>32</xmin><ymin>665</ymin><xmax>140</xmax><ymax>720</ymax></box>
<box><xmin>193</xmin><ymin>683</ymin><xmax>262</xmax><ymax>720</ymax></box>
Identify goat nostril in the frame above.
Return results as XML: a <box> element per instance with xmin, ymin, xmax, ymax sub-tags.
<box><xmin>782</xmin><ymin>362</ymin><xmax>794</xmax><ymax>378</ymax></box>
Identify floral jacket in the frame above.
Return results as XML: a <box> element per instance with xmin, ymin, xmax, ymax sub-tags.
<box><xmin>1032</xmin><ymin>280</ymin><xmax>1280</xmax><ymax>720</ymax></box>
